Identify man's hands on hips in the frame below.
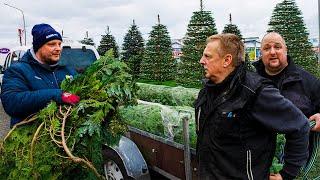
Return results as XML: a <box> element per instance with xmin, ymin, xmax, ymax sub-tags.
<box><xmin>61</xmin><ymin>92</ymin><xmax>80</xmax><ymax>105</ymax></box>
<box><xmin>309</xmin><ymin>113</ymin><xmax>320</xmax><ymax>132</ymax></box>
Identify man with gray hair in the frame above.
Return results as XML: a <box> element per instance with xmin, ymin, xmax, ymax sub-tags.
<box><xmin>195</xmin><ymin>33</ymin><xmax>309</xmax><ymax>179</ymax></box>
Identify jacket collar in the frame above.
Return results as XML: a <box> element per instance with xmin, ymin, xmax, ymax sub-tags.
<box><xmin>196</xmin><ymin>63</ymin><xmax>246</xmax><ymax>132</ymax></box>
<box><xmin>282</xmin><ymin>56</ymin><xmax>301</xmax><ymax>83</ymax></box>
<box><xmin>203</xmin><ymin>63</ymin><xmax>246</xmax><ymax>88</ymax></box>
<box><xmin>255</xmin><ymin>56</ymin><xmax>299</xmax><ymax>74</ymax></box>
<box><xmin>254</xmin><ymin>56</ymin><xmax>301</xmax><ymax>84</ymax></box>
<box><xmin>202</xmin><ymin>63</ymin><xmax>246</xmax><ymax>100</ymax></box>
<box><xmin>284</xmin><ymin>56</ymin><xmax>299</xmax><ymax>76</ymax></box>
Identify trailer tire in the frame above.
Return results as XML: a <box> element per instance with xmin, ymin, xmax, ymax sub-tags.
<box><xmin>102</xmin><ymin>147</ymin><xmax>134</xmax><ymax>180</ymax></box>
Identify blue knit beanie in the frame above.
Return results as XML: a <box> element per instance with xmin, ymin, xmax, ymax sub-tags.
<box><xmin>32</xmin><ymin>23</ymin><xmax>62</xmax><ymax>52</ymax></box>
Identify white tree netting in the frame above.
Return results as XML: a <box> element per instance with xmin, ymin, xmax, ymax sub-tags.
<box><xmin>119</xmin><ymin>100</ymin><xmax>196</xmax><ymax>148</ymax></box>
<box><xmin>136</xmin><ymin>83</ymin><xmax>199</xmax><ymax>107</ymax></box>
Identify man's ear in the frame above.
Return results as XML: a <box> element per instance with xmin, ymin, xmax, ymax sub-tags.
<box><xmin>284</xmin><ymin>46</ymin><xmax>288</xmax><ymax>56</ymax></box>
<box><xmin>223</xmin><ymin>54</ymin><xmax>233</xmax><ymax>67</ymax></box>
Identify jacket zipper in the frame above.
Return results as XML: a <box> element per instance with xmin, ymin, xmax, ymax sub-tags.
<box><xmin>246</xmin><ymin>150</ymin><xmax>254</xmax><ymax>180</ymax></box>
<box><xmin>52</xmin><ymin>72</ymin><xmax>59</xmax><ymax>88</ymax></box>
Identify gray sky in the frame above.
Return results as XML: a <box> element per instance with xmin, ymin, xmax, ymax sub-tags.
<box><xmin>0</xmin><ymin>0</ymin><xmax>318</xmax><ymax>49</ymax></box>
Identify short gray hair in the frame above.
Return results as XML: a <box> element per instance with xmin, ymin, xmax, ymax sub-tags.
<box><xmin>206</xmin><ymin>33</ymin><xmax>244</xmax><ymax>66</ymax></box>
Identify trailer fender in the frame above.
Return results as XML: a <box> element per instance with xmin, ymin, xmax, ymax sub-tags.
<box><xmin>104</xmin><ymin>136</ymin><xmax>150</xmax><ymax>180</ymax></box>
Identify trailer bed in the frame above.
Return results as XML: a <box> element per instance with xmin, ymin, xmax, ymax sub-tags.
<box><xmin>126</xmin><ymin>126</ymin><xmax>198</xmax><ymax>180</ymax></box>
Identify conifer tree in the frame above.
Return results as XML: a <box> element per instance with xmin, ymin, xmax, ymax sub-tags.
<box><xmin>267</xmin><ymin>0</ymin><xmax>318</xmax><ymax>76</ymax></box>
<box><xmin>177</xmin><ymin>0</ymin><xmax>218</xmax><ymax>87</ymax></box>
<box><xmin>222</xmin><ymin>13</ymin><xmax>243</xmax><ymax>39</ymax></box>
<box><xmin>80</xmin><ymin>31</ymin><xmax>95</xmax><ymax>46</ymax></box>
<box><xmin>122</xmin><ymin>20</ymin><xmax>145</xmax><ymax>79</ymax></box>
<box><xmin>80</xmin><ymin>38</ymin><xmax>95</xmax><ymax>46</ymax></box>
<box><xmin>140</xmin><ymin>15</ymin><xmax>175</xmax><ymax>81</ymax></box>
<box><xmin>97</xmin><ymin>27</ymin><xmax>119</xmax><ymax>58</ymax></box>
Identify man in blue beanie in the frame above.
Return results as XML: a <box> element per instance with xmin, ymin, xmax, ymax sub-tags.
<box><xmin>1</xmin><ymin>23</ymin><xmax>80</xmax><ymax>127</ymax></box>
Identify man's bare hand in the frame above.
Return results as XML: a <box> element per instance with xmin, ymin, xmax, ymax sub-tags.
<box><xmin>309</xmin><ymin>113</ymin><xmax>320</xmax><ymax>132</ymax></box>
<box><xmin>269</xmin><ymin>173</ymin><xmax>282</xmax><ymax>180</ymax></box>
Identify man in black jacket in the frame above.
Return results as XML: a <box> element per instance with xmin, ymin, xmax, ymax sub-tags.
<box><xmin>254</xmin><ymin>32</ymin><xmax>320</xmax><ymax>132</ymax></box>
<box><xmin>195</xmin><ymin>33</ymin><xmax>310</xmax><ymax>179</ymax></box>
<box><xmin>254</xmin><ymin>32</ymin><xmax>320</xmax><ymax>180</ymax></box>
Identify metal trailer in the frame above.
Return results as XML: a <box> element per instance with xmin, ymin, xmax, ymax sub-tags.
<box><xmin>104</xmin><ymin>115</ymin><xmax>198</xmax><ymax>180</ymax></box>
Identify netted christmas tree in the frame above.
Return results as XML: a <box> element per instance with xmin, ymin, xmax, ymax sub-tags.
<box><xmin>176</xmin><ymin>0</ymin><xmax>218</xmax><ymax>87</ymax></box>
<box><xmin>79</xmin><ymin>31</ymin><xmax>95</xmax><ymax>46</ymax></box>
<box><xmin>267</xmin><ymin>0</ymin><xmax>319</xmax><ymax>76</ymax></box>
<box><xmin>122</xmin><ymin>20</ymin><xmax>145</xmax><ymax>79</ymax></box>
<box><xmin>97</xmin><ymin>27</ymin><xmax>119</xmax><ymax>58</ymax></box>
<box><xmin>222</xmin><ymin>13</ymin><xmax>243</xmax><ymax>39</ymax></box>
<box><xmin>80</xmin><ymin>38</ymin><xmax>95</xmax><ymax>46</ymax></box>
<box><xmin>140</xmin><ymin>15</ymin><xmax>176</xmax><ymax>81</ymax></box>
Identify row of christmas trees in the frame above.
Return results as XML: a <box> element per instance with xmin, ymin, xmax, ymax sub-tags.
<box><xmin>80</xmin><ymin>0</ymin><xmax>319</xmax><ymax>87</ymax></box>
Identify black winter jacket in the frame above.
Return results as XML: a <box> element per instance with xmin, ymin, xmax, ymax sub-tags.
<box><xmin>195</xmin><ymin>64</ymin><xmax>310</xmax><ymax>180</ymax></box>
<box><xmin>254</xmin><ymin>56</ymin><xmax>320</xmax><ymax>119</ymax></box>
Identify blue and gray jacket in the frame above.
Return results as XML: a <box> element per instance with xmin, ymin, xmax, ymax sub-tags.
<box><xmin>0</xmin><ymin>49</ymin><xmax>76</xmax><ymax>126</ymax></box>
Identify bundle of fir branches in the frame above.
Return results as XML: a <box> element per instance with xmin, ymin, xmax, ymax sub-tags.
<box><xmin>0</xmin><ymin>50</ymin><xmax>136</xmax><ymax>179</ymax></box>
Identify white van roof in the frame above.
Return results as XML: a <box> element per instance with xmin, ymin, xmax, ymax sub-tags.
<box><xmin>8</xmin><ymin>37</ymin><xmax>99</xmax><ymax>59</ymax></box>
<box><xmin>9</xmin><ymin>45</ymin><xmax>30</xmax><ymax>52</ymax></box>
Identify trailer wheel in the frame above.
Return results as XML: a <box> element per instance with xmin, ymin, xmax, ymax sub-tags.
<box><xmin>102</xmin><ymin>147</ymin><xmax>133</xmax><ymax>180</ymax></box>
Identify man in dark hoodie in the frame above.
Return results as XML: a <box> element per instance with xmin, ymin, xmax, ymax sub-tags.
<box><xmin>1</xmin><ymin>23</ymin><xmax>80</xmax><ymax>127</ymax></box>
<box><xmin>195</xmin><ymin>33</ymin><xmax>309</xmax><ymax>180</ymax></box>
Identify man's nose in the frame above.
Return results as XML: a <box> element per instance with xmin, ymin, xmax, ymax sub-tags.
<box><xmin>199</xmin><ymin>57</ymin><xmax>205</xmax><ymax>64</ymax></box>
<box><xmin>270</xmin><ymin>47</ymin><xmax>276</xmax><ymax>54</ymax></box>
<box><xmin>55</xmin><ymin>45</ymin><xmax>62</xmax><ymax>51</ymax></box>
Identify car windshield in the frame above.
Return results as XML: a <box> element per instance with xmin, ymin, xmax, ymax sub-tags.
<box><xmin>59</xmin><ymin>48</ymin><xmax>96</xmax><ymax>73</ymax></box>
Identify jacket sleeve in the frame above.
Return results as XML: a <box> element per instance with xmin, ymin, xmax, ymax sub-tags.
<box><xmin>310</xmin><ymin>75</ymin><xmax>320</xmax><ymax>113</ymax></box>
<box><xmin>250</xmin><ymin>84</ymin><xmax>310</xmax><ymax>178</ymax></box>
<box><xmin>0</xmin><ymin>65</ymin><xmax>63</xmax><ymax>118</ymax></box>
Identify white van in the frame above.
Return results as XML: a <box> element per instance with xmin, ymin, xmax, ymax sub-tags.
<box><xmin>1</xmin><ymin>45</ymin><xmax>29</xmax><ymax>71</ymax></box>
<box><xmin>1</xmin><ymin>37</ymin><xmax>99</xmax><ymax>74</ymax></box>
